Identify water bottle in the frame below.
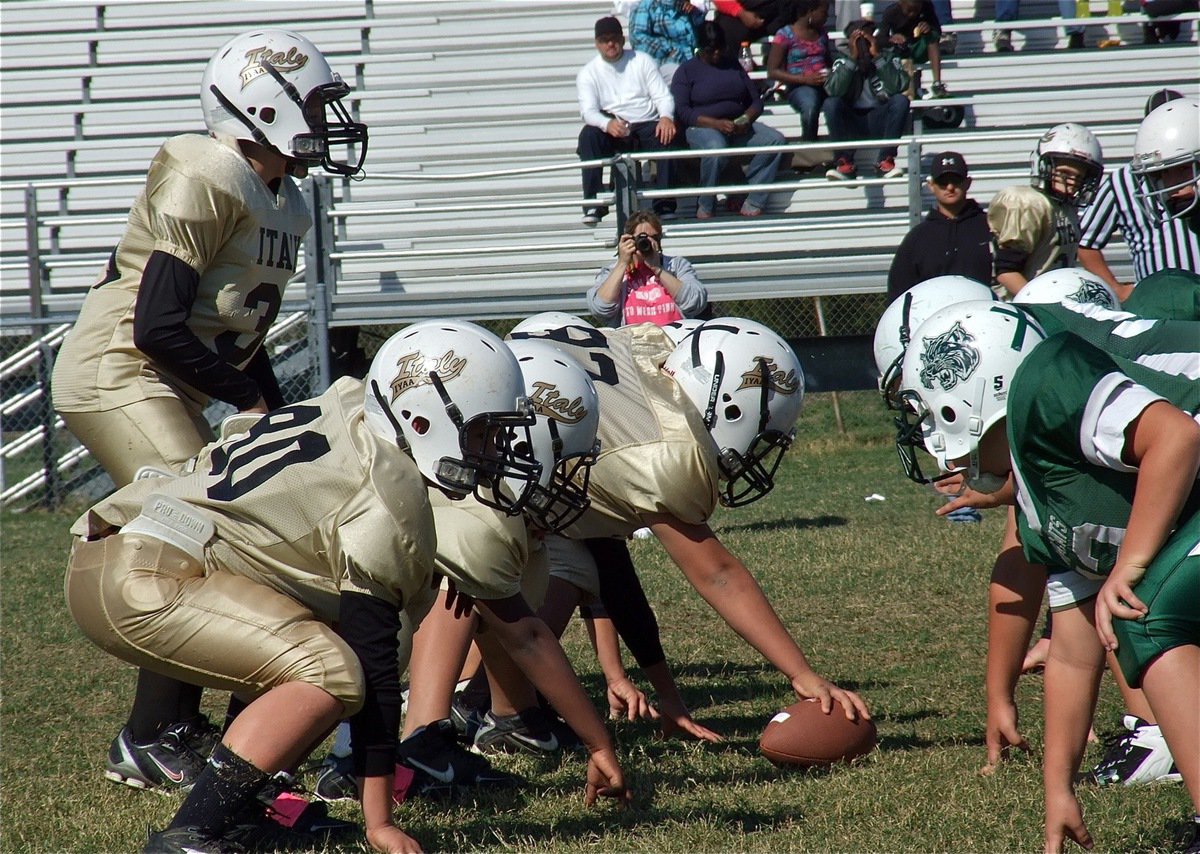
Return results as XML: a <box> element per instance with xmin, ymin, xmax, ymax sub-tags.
<box><xmin>738</xmin><ymin>42</ymin><xmax>755</xmax><ymax>73</ymax></box>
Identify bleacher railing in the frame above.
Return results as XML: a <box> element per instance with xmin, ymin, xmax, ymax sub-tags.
<box><xmin>2</xmin><ymin>123</ymin><xmax>1145</xmax><ymax>508</ymax></box>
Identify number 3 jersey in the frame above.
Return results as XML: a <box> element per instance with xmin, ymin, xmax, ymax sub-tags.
<box><xmin>1008</xmin><ymin>332</ymin><xmax>1200</xmax><ymax>578</ymax></box>
<box><xmin>69</xmin><ymin>378</ymin><xmax>437</xmax><ymax>623</ymax></box>
<box><xmin>53</xmin><ymin>133</ymin><xmax>310</xmax><ymax>415</ymax></box>
<box><xmin>511</xmin><ymin>323</ymin><xmax>721</xmax><ymax>540</ymax></box>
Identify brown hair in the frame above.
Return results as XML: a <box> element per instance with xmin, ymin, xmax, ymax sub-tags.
<box><xmin>623</xmin><ymin>209</ymin><xmax>663</xmax><ymax>236</ymax></box>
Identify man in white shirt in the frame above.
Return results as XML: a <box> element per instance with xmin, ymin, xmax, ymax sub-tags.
<box><xmin>577</xmin><ymin>16</ymin><xmax>677</xmax><ymax>226</ymax></box>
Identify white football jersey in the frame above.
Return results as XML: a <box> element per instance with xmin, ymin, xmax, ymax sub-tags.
<box><xmin>53</xmin><ymin>133</ymin><xmax>310</xmax><ymax>414</ymax></box>
<box><xmin>510</xmin><ymin>323</ymin><xmax>720</xmax><ymax>539</ymax></box>
<box><xmin>71</xmin><ymin>378</ymin><xmax>436</xmax><ymax>623</ymax></box>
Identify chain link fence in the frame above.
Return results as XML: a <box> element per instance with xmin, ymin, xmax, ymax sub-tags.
<box><xmin>1</xmin><ymin>312</ymin><xmax>319</xmax><ymax>510</ymax></box>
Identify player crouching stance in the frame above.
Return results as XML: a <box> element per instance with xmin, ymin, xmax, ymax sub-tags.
<box><xmin>895</xmin><ymin>301</ymin><xmax>1199</xmax><ymax>854</ymax></box>
<box><xmin>504</xmin><ymin>319</ymin><xmax>869</xmax><ymax>723</ymax></box>
<box><xmin>64</xmin><ymin>321</ymin><xmax>603</xmax><ymax>853</ymax></box>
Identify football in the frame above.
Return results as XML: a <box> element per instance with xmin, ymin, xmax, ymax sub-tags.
<box><xmin>758</xmin><ymin>699</ymin><xmax>877</xmax><ymax>768</ymax></box>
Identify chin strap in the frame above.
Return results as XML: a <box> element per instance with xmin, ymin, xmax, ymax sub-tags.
<box><xmin>369</xmin><ymin>379</ymin><xmax>410</xmax><ymax>452</ymax></box>
<box><xmin>209</xmin><ymin>83</ymin><xmax>276</xmax><ymax>152</ymax></box>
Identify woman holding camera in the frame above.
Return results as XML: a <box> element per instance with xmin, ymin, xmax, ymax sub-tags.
<box><xmin>587</xmin><ymin>210</ymin><xmax>709</xmax><ymax>327</ymax></box>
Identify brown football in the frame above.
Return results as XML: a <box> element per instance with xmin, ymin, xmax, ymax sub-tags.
<box><xmin>758</xmin><ymin>699</ymin><xmax>877</xmax><ymax>767</ymax></box>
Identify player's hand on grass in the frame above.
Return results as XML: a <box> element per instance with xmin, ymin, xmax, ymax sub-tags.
<box><xmin>606</xmin><ymin>675</ymin><xmax>659</xmax><ymax>723</ymax></box>
<box><xmin>584</xmin><ymin>748</ymin><xmax>631</xmax><ymax>807</ymax></box>
<box><xmin>656</xmin><ymin>697</ymin><xmax>723</xmax><ymax>744</ymax></box>
<box><xmin>651</xmin><ymin>684</ymin><xmax>721</xmax><ymax>743</ymax></box>
<box><xmin>366</xmin><ymin>824</ymin><xmax>424</xmax><ymax>854</ymax></box>
<box><xmin>790</xmin><ymin>671</ymin><xmax>870</xmax><ymax>721</ymax></box>
<box><xmin>1044</xmin><ymin>788</ymin><xmax>1093</xmax><ymax>853</ymax></box>
<box><xmin>982</xmin><ymin>698</ymin><xmax>1029</xmax><ymax>775</ymax></box>
<box><xmin>1094</xmin><ymin>563</ymin><xmax>1148</xmax><ymax>652</ymax></box>
<box><xmin>933</xmin><ymin>472</ymin><xmax>1014</xmax><ymax>513</ymax></box>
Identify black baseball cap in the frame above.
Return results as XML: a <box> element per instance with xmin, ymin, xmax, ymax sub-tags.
<box><xmin>595</xmin><ymin>16</ymin><xmax>623</xmax><ymax>38</ymax></box>
<box><xmin>930</xmin><ymin>151</ymin><xmax>968</xmax><ymax>181</ymax></box>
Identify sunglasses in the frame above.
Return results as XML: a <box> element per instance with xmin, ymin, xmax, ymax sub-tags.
<box><xmin>932</xmin><ymin>175</ymin><xmax>966</xmax><ymax>188</ymax></box>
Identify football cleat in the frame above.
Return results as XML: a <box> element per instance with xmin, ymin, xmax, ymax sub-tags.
<box><xmin>396</xmin><ymin>719</ymin><xmax>523</xmax><ymax>795</ymax></box>
<box><xmin>222</xmin><ymin>771</ymin><xmax>359</xmax><ymax>850</ymax></box>
<box><xmin>106</xmin><ymin>720</ymin><xmax>212</xmax><ymax>791</ymax></box>
<box><xmin>472</xmin><ymin>707</ymin><xmax>581</xmax><ymax>756</ymax></box>
<box><xmin>450</xmin><ymin>694</ymin><xmax>487</xmax><ymax>744</ymax></box>
<box><xmin>311</xmin><ymin>753</ymin><xmax>358</xmax><ymax>804</ymax></box>
<box><xmin>143</xmin><ymin>826</ymin><xmax>244</xmax><ymax>854</ymax></box>
<box><xmin>1090</xmin><ymin>715</ymin><xmax>1182</xmax><ymax>786</ymax></box>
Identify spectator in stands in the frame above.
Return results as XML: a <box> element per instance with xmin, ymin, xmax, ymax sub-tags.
<box><xmin>822</xmin><ymin>18</ymin><xmax>910</xmax><ymax>180</ymax></box>
<box><xmin>672</xmin><ymin>20</ymin><xmax>786</xmax><ymax>218</ymax></box>
<box><xmin>50</xmin><ymin>28</ymin><xmax>368</xmax><ymax>796</ymax></box>
<box><xmin>766</xmin><ymin>0</ymin><xmax>834</xmax><ymax>143</ymax></box>
<box><xmin>713</xmin><ymin>0</ymin><xmax>790</xmax><ymax>54</ymax></box>
<box><xmin>875</xmin><ymin>0</ymin><xmax>949</xmax><ymax>97</ymax></box>
<box><xmin>1078</xmin><ymin>89</ymin><xmax>1199</xmax><ymax>300</ymax></box>
<box><xmin>988</xmin><ymin>122</ymin><xmax>1104</xmax><ymax>296</ymax></box>
<box><xmin>588</xmin><ymin>210</ymin><xmax>709</xmax><ymax>325</ymax></box>
<box><xmin>577</xmin><ymin>16</ymin><xmax>678</xmax><ymax>226</ymax></box>
<box><xmin>1142</xmin><ymin>0</ymin><xmax>1199</xmax><ymax>43</ymax></box>
<box><xmin>993</xmin><ymin>0</ymin><xmax>1085</xmax><ymax>52</ymax></box>
<box><xmin>887</xmin><ymin>152</ymin><xmax>992</xmax><ymax>300</ymax></box>
<box><xmin>931</xmin><ymin>0</ymin><xmax>957</xmax><ymax>54</ymax></box>
<box><xmin>630</xmin><ymin>0</ymin><xmax>703</xmax><ymax>84</ymax></box>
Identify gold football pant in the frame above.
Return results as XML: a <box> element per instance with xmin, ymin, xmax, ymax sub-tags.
<box><xmin>65</xmin><ymin>534</ymin><xmax>366</xmax><ymax>714</ymax></box>
<box><xmin>59</xmin><ymin>397</ymin><xmax>214</xmax><ymax>488</ymax></box>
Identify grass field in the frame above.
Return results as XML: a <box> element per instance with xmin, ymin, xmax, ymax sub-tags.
<box><xmin>1</xmin><ymin>391</ymin><xmax>1190</xmax><ymax>853</ymax></box>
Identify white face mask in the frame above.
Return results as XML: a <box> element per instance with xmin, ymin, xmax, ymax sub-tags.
<box><xmin>965</xmin><ymin>471</ymin><xmax>1008</xmax><ymax>495</ymax></box>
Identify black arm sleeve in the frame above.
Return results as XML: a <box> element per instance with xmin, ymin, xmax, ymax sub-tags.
<box><xmin>993</xmin><ymin>245</ymin><xmax>1030</xmax><ymax>276</ymax></box>
<box><xmin>336</xmin><ymin>591</ymin><xmax>404</xmax><ymax>778</ymax></box>
<box><xmin>588</xmin><ymin>538</ymin><xmax>666</xmax><ymax>669</ymax></box>
<box><xmin>243</xmin><ymin>346</ymin><xmax>285</xmax><ymax>410</ymax></box>
<box><xmin>132</xmin><ymin>250</ymin><xmax>262</xmax><ymax>410</ymax></box>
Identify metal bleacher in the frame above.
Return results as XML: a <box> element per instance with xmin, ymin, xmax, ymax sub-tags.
<box><xmin>1</xmin><ymin>0</ymin><xmax>1197</xmax><ymax>330</ymax></box>
<box><xmin>1</xmin><ymin>0</ymin><xmax>1196</xmax><ymax>506</ymax></box>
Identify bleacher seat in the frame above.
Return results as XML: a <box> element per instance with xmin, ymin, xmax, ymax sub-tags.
<box><xmin>2</xmin><ymin>0</ymin><xmax>1196</xmax><ymax>326</ymax></box>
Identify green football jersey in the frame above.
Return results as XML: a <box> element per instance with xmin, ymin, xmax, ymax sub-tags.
<box><xmin>1017</xmin><ymin>301</ymin><xmax>1200</xmax><ymax>379</ymax></box>
<box><xmin>1122</xmin><ymin>268</ymin><xmax>1200</xmax><ymax>322</ymax></box>
<box><xmin>1009</xmin><ymin>333</ymin><xmax>1200</xmax><ymax>576</ymax></box>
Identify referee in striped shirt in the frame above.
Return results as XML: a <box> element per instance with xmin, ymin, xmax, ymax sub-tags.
<box><xmin>1078</xmin><ymin>88</ymin><xmax>1200</xmax><ymax>302</ymax></box>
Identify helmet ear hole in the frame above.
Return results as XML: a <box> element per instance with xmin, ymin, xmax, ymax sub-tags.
<box><xmin>724</xmin><ymin>403</ymin><xmax>742</xmax><ymax>422</ymax></box>
<box><xmin>411</xmin><ymin>416</ymin><xmax>430</xmax><ymax>435</ymax></box>
<box><xmin>940</xmin><ymin>406</ymin><xmax>957</xmax><ymax>423</ymax></box>
<box><xmin>259</xmin><ymin>107</ymin><xmax>276</xmax><ymax>124</ymax></box>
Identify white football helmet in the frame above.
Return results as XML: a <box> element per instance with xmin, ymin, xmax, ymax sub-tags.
<box><xmin>363</xmin><ymin>320</ymin><xmax>538</xmax><ymax>512</ymax></box>
<box><xmin>664</xmin><ymin>317</ymin><xmax>804</xmax><ymax>507</ymax></box>
<box><xmin>660</xmin><ymin>318</ymin><xmax>705</xmax><ymax>345</ymax></box>
<box><xmin>1030</xmin><ymin>122</ymin><xmax>1104</xmax><ymax>207</ymax></box>
<box><xmin>897</xmin><ymin>301</ymin><xmax>1045</xmax><ymax>484</ymax></box>
<box><xmin>507</xmin><ymin>339</ymin><xmax>601</xmax><ymax>533</ymax></box>
<box><xmin>1013</xmin><ymin>268</ymin><xmax>1119</xmax><ymax>310</ymax></box>
<box><xmin>201</xmin><ymin>29</ymin><xmax>368</xmax><ymax>176</ymax></box>
<box><xmin>1131</xmin><ymin>100</ymin><xmax>1200</xmax><ymax>223</ymax></box>
<box><xmin>510</xmin><ymin>312</ymin><xmax>594</xmax><ymax>337</ymax></box>
<box><xmin>873</xmin><ymin>276</ymin><xmax>995</xmax><ymax>410</ymax></box>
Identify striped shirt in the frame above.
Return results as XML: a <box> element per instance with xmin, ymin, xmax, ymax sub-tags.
<box><xmin>1078</xmin><ymin>164</ymin><xmax>1200</xmax><ymax>283</ymax></box>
